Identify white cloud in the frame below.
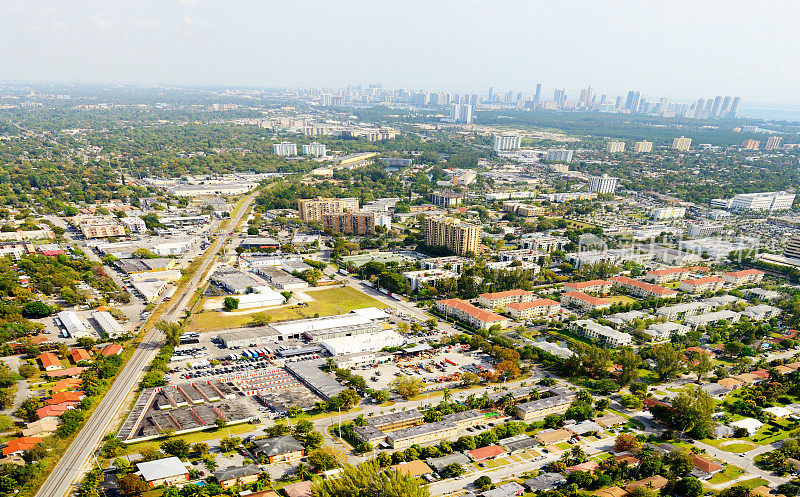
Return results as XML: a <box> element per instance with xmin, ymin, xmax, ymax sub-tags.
<box><xmin>89</xmin><ymin>13</ymin><xmax>115</xmax><ymax>31</ymax></box>
<box><xmin>52</xmin><ymin>21</ymin><xmax>68</xmax><ymax>30</ymax></box>
<box><xmin>21</xmin><ymin>21</ymin><xmax>47</xmax><ymax>34</ymax></box>
<box><xmin>176</xmin><ymin>0</ymin><xmax>198</xmax><ymax>6</ymax></box>
<box><xmin>181</xmin><ymin>15</ymin><xmax>210</xmax><ymax>28</ymax></box>
<box><xmin>135</xmin><ymin>19</ymin><xmax>159</xmax><ymax>29</ymax></box>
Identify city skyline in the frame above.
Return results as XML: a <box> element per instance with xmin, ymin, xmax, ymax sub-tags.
<box><xmin>2</xmin><ymin>1</ymin><xmax>800</xmax><ymax>108</ymax></box>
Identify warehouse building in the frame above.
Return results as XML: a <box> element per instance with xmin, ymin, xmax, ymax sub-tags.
<box><xmin>91</xmin><ymin>311</ymin><xmax>126</xmax><ymax>338</ymax></box>
<box><xmin>56</xmin><ymin>311</ymin><xmax>89</xmax><ymax>338</ymax></box>
<box><xmin>320</xmin><ymin>329</ymin><xmax>405</xmax><ymax>356</ymax></box>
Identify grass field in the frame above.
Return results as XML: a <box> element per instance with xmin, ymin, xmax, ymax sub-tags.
<box><xmin>119</xmin><ymin>422</ymin><xmax>256</xmax><ymax>455</ymax></box>
<box><xmin>735</xmin><ymin>478</ymin><xmax>769</xmax><ymax>490</ymax></box>
<box><xmin>707</xmin><ymin>464</ymin><xmax>745</xmax><ymax>485</ymax></box>
<box><xmin>604</xmin><ymin>295</ymin><xmax>637</xmax><ymax>304</ymax></box>
<box><xmin>186</xmin><ymin>286</ymin><xmax>388</xmax><ymax>332</ymax></box>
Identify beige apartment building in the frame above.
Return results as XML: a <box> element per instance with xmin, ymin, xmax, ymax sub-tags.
<box><xmin>297</xmin><ymin>197</ymin><xmax>359</xmax><ymax>221</ymax></box>
<box><xmin>424</xmin><ymin>217</ymin><xmax>480</xmax><ymax>256</ymax></box>
<box><xmin>322</xmin><ymin>212</ymin><xmax>375</xmax><ymax>235</ymax></box>
<box><xmin>80</xmin><ymin>223</ymin><xmax>126</xmax><ymax>239</ymax></box>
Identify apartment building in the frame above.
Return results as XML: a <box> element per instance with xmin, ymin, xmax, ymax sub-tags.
<box><xmin>721</xmin><ymin>269</ymin><xmax>764</xmax><ymax>286</ymax></box>
<box><xmin>430</xmin><ymin>191</ymin><xmax>464</xmax><ymax>208</ymax></box>
<box><xmin>562</xmin><ymin>279</ymin><xmax>612</xmax><ymax>294</ymax></box>
<box><xmin>655</xmin><ymin>301</ymin><xmax>712</xmax><ymax>321</ymax></box>
<box><xmin>560</xmin><ymin>291</ymin><xmax>612</xmax><ymax>312</ymax></box>
<box><xmin>505</xmin><ymin>299</ymin><xmax>561</xmax><ymax>320</ymax></box>
<box><xmin>297</xmin><ymin>197</ymin><xmax>359</xmax><ymax>221</ymax></box>
<box><xmin>741</xmin><ymin>304</ymin><xmax>781</xmax><ymax>321</ymax></box>
<box><xmin>403</xmin><ymin>269</ymin><xmax>459</xmax><ymax>291</ymax></box>
<box><xmin>608</xmin><ymin>276</ymin><xmax>677</xmax><ymax>299</ymax></box>
<box><xmin>386</xmin><ymin>409</ymin><xmax>483</xmax><ymax>449</ymax></box>
<box><xmin>477</xmin><ymin>289</ymin><xmax>535</xmax><ymax>309</ymax></box>
<box><xmin>435</xmin><ymin>299</ymin><xmax>510</xmax><ymax>329</ymax></box>
<box><xmin>684</xmin><ymin>310</ymin><xmax>741</xmax><ymax>329</ymax></box>
<box><xmin>606</xmin><ymin>141</ymin><xmax>626</xmax><ymax>153</ymax></box>
<box><xmin>679</xmin><ymin>276</ymin><xmax>725</xmax><ymax>293</ymax></box>
<box><xmin>515</xmin><ymin>388</ymin><xmax>576</xmax><ymax>422</ymax></box>
<box><xmin>672</xmin><ymin>136</ymin><xmax>692</xmax><ymax>152</ymax></box>
<box><xmin>572</xmin><ymin>319</ymin><xmax>632</xmax><ymax>347</ymax></box>
<box><xmin>80</xmin><ymin>223</ymin><xmax>126</xmax><ymax>239</ymax></box>
<box><xmin>424</xmin><ymin>217</ymin><xmax>480</xmax><ymax>256</ymax></box>
<box><xmin>321</xmin><ymin>212</ymin><xmax>375</xmax><ymax>235</ymax></box>
<box><xmin>634</xmin><ymin>141</ymin><xmax>653</xmax><ymax>153</ymax></box>
<box><xmin>644</xmin><ymin>266</ymin><xmax>708</xmax><ymax>284</ymax></box>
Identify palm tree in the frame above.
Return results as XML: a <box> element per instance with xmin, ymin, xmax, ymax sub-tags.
<box><xmin>294</xmin><ymin>463</ymin><xmax>311</xmax><ymax>480</ymax></box>
<box><xmin>442</xmin><ymin>388</ymin><xmax>452</xmax><ymax>404</ymax></box>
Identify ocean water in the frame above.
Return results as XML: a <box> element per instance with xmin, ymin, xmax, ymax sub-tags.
<box><xmin>740</xmin><ymin>104</ymin><xmax>800</xmax><ymax>123</ymax></box>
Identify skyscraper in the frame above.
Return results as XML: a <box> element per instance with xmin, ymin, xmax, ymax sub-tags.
<box><xmin>450</xmin><ymin>103</ymin><xmax>473</xmax><ymax>123</ymax></box>
<box><xmin>765</xmin><ymin>136</ymin><xmax>783</xmax><ymax>151</ymax></box>
<box><xmin>727</xmin><ymin>97</ymin><xmax>742</xmax><ymax>119</ymax></box>
<box><xmin>672</xmin><ymin>136</ymin><xmax>692</xmax><ymax>152</ymax></box>
<box><xmin>720</xmin><ymin>96</ymin><xmax>732</xmax><ymax>117</ymax></box>
<box><xmin>488</xmin><ymin>86</ymin><xmax>494</xmax><ymax>103</ymax></box>
<box><xmin>534</xmin><ymin>84</ymin><xmax>542</xmax><ymax>104</ymax></box>
<box><xmin>710</xmin><ymin>96</ymin><xmax>723</xmax><ymax>118</ymax></box>
<box><xmin>625</xmin><ymin>91</ymin><xmax>641</xmax><ymax>113</ymax></box>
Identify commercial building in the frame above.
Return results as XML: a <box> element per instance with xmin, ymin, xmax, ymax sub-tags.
<box><xmin>722</xmin><ymin>269</ymin><xmax>764</xmax><ymax>286</ymax></box>
<box><xmin>506</xmin><ymin>299</ymin><xmax>561</xmax><ymax>319</ymax></box>
<box><xmin>137</xmin><ymin>457</ymin><xmax>190</xmax><ymax>488</ymax></box>
<box><xmin>560</xmin><ymin>291</ymin><xmax>612</xmax><ymax>312</ymax></box>
<box><xmin>672</xmin><ymin>136</ymin><xmax>692</xmax><ymax>151</ymax></box>
<box><xmin>435</xmin><ymin>298</ymin><xmax>511</xmax><ymax>329</ymax></box>
<box><xmin>302</xmin><ymin>142</ymin><xmax>327</xmax><ymax>157</ymax></box>
<box><xmin>273</xmin><ymin>142</ymin><xmax>297</xmax><ymax>156</ymax></box>
<box><xmin>606</xmin><ymin>141</ymin><xmax>625</xmax><ymax>153</ymax></box>
<box><xmin>430</xmin><ymin>191</ymin><xmax>463</xmax><ymax>208</ymax></box>
<box><xmin>608</xmin><ymin>276</ymin><xmax>677</xmax><ymax>299</ymax></box>
<box><xmin>338</xmin><ymin>152</ymin><xmax>378</xmax><ymax>170</ymax></box>
<box><xmin>477</xmin><ymin>289</ymin><xmax>536</xmax><ymax>309</ymax></box>
<box><xmin>450</xmin><ymin>103</ymin><xmax>473</xmax><ymax>123</ymax></box>
<box><xmin>91</xmin><ymin>311</ymin><xmax>125</xmax><ymax>338</ymax></box>
<box><xmin>679</xmin><ymin>276</ymin><xmax>725</xmax><ymax>293</ymax></box>
<box><xmin>80</xmin><ymin>222</ymin><xmax>126</xmax><ymax>239</ymax></box>
<box><xmin>573</xmin><ymin>320</ymin><xmax>633</xmax><ymax>347</ymax></box>
<box><xmin>651</xmin><ymin>207</ymin><xmax>686</xmax><ymax>220</ymax></box>
<box><xmin>562</xmin><ymin>280</ymin><xmax>612</xmax><ymax>294</ymax></box>
<box><xmin>545</xmin><ymin>149</ymin><xmax>573</xmax><ymax>162</ymax></box>
<box><xmin>297</xmin><ymin>197</ymin><xmax>359</xmax><ymax>221</ymax></box>
<box><xmin>786</xmin><ymin>235</ymin><xmax>800</xmax><ymax>260</ymax></box>
<box><xmin>634</xmin><ymin>141</ymin><xmax>653</xmax><ymax>153</ymax></box>
<box><xmin>120</xmin><ymin>216</ymin><xmax>147</xmax><ymax>233</ymax></box>
<box><xmin>424</xmin><ymin>217</ymin><xmax>480</xmax><ymax>256</ymax></box>
<box><xmin>688</xmin><ymin>223</ymin><xmax>724</xmax><ymax>237</ymax></box>
<box><xmin>403</xmin><ymin>269</ymin><xmax>459</xmax><ymax>291</ymax></box>
<box><xmin>494</xmin><ymin>135</ymin><xmax>521</xmax><ymax>152</ymax></box>
<box><xmin>730</xmin><ymin>191</ymin><xmax>795</xmax><ymax>212</ymax></box>
<box><xmin>588</xmin><ymin>174</ymin><xmax>618</xmax><ymax>194</ymax></box>
<box><xmin>320</xmin><ymin>329</ymin><xmax>405</xmax><ymax>356</ymax></box>
<box><xmin>321</xmin><ymin>212</ymin><xmax>375</xmax><ymax>235</ymax></box>
<box><xmin>56</xmin><ymin>311</ymin><xmax>89</xmax><ymax>337</ymax></box>
<box><xmin>515</xmin><ymin>388</ymin><xmax>576</xmax><ymax>422</ymax></box>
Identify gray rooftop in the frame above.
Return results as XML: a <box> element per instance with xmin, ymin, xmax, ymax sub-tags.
<box><xmin>254</xmin><ymin>435</ymin><xmax>304</xmax><ymax>456</ymax></box>
<box><xmin>214</xmin><ymin>464</ymin><xmax>261</xmax><ymax>482</ymax></box>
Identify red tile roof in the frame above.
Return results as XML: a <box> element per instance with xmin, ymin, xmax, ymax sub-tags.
<box><xmin>102</xmin><ymin>343</ymin><xmax>123</xmax><ymax>356</ymax></box>
<box><xmin>506</xmin><ymin>298</ymin><xmax>560</xmax><ymax>310</ymax></box>
<box><xmin>70</xmin><ymin>348</ymin><xmax>91</xmax><ymax>362</ymax></box>
<box><xmin>724</xmin><ymin>269</ymin><xmax>764</xmax><ymax>278</ymax></box>
<box><xmin>562</xmin><ymin>291</ymin><xmax>612</xmax><ymax>306</ymax></box>
<box><xmin>467</xmin><ymin>444</ymin><xmax>507</xmax><ymax>461</ymax></box>
<box><xmin>479</xmin><ymin>289</ymin><xmax>533</xmax><ymax>300</ymax></box>
<box><xmin>564</xmin><ymin>279</ymin><xmax>610</xmax><ymax>290</ymax></box>
<box><xmin>648</xmin><ymin>267</ymin><xmax>693</xmax><ymax>276</ymax></box>
<box><xmin>682</xmin><ymin>276</ymin><xmax>724</xmax><ymax>286</ymax></box>
<box><xmin>38</xmin><ymin>352</ymin><xmax>61</xmax><ymax>369</ymax></box>
<box><xmin>609</xmin><ymin>276</ymin><xmax>677</xmax><ymax>296</ymax></box>
<box><xmin>567</xmin><ymin>460</ymin><xmax>601</xmax><ymax>473</ymax></box>
<box><xmin>3</xmin><ymin>437</ymin><xmax>42</xmax><ymax>456</ymax></box>
<box><xmin>46</xmin><ymin>367</ymin><xmax>85</xmax><ymax>379</ymax></box>
<box><xmin>46</xmin><ymin>391</ymin><xmax>85</xmax><ymax>405</ymax></box>
<box><xmin>36</xmin><ymin>404</ymin><xmax>71</xmax><ymax>419</ymax></box>
<box><xmin>52</xmin><ymin>378</ymin><xmax>82</xmax><ymax>392</ymax></box>
<box><xmin>436</xmin><ymin>299</ymin><xmax>507</xmax><ymax>323</ymax></box>
<box><xmin>690</xmin><ymin>453</ymin><xmax>724</xmax><ymax>473</ymax></box>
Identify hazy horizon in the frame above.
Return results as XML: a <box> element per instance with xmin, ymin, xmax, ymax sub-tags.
<box><xmin>3</xmin><ymin>0</ymin><xmax>800</xmax><ymax>108</ymax></box>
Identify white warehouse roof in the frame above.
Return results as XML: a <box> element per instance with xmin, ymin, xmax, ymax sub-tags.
<box><xmin>57</xmin><ymin>311</ymin><xmax>87</xmax><ymax>335</ymax></box>
<box><xmin>91</xmin><ymin>311</ymin><xmax>125</xmax><ymax>338</ymax></box>
<box><xmin>271</xmin><ymin>307</ymin><xmax>388</xmax><ymax>335</ymax></box>
<box><xmin>320</xmin><ymin>329</ymin><xmax>405</xmax><ymax>356</ymax></box>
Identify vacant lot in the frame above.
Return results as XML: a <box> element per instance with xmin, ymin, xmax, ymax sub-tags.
<box><xmin>187</xmin><ymin>286</ymin><xmax>387</xmax><ymax>332</ymax></box>
<box><xmin>604</xmin><ymin>295</ymin><xmax>637</xmax><ymax>304</ymax></box>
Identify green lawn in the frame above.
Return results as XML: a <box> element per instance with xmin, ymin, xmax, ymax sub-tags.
<box><xmin>187</xmin><ymin>286</ymin><xmax>388</xmax><ymax>332</ymax></box>
<box><xmin>736</xmin><ymin>478</ymin><xmax>769</xmax><ymax>490</ymax></box>
<box><xmin>120</xmin><ymin>422</ymin><xmax>256</xmax><ymax>455</ymax></box>
<box><xmin>707</xmin><ymin>464</ymin><xmax>745</xmax><ymax>485</ymax></box>
<box><xmin>751</xmin><ymin>420</ymin><xmax>795</xmax><ymax>444</ymax></box>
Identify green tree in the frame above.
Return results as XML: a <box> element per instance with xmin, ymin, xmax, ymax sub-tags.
<box><xmin>389</xmin><ymin>376</ymin><xmax>425</xmax><ymax>399</ymax></box>
<box><xmin>652</xmin><ymin>343</ymin><xmax>683</xmax><ymax>380</ymax></box>
<box><xmin>118</xmin><ymin>473</ymin><xmax>148</xmax><ymax>496</ymax></box>
<box><xmin>313</xmin><ymin>462</ymin><xmax>429</xmax><ymax>497</ymax></box>
<box><xmin>160</xmin><ymin>439</ymin><xmax>191</xmax><ymax>458</ymax></box>
<box><xmin>675</xmin><ymin>477</ymin><xmax>704</xmax><ymax>497</ymax></box>
<box><xmin>616</xmin><ymin>348</ymin><xmax>641</xmax><ymax>386</ymax></box>
<box><xmin>223</xmin><ymin>297</ymin><xmax>239</xmax><ymax>311</ymax></box>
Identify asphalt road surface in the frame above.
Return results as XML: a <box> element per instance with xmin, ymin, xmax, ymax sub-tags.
<box><xmin>34</xmin><ymin>192</ymin><xmax>257</xmax><ymax>497</ymax></box>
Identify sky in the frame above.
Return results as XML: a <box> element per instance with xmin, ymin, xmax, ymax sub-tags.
<box><xmin>2</xmin><ymin>0</ymin><xmax>800</xmax><ymax>105</ymax></box>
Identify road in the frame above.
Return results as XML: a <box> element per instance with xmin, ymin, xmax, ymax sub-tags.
<box><xmin>34</xmin><ymin>192</ymin><xmax>258</xmax><ymax>497</ymax></box>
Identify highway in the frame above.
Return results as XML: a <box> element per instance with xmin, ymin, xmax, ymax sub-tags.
<box><xmin>34</xmin><ymin>191</ymin><xmax>258</xmax><ymax>497</ymax></box>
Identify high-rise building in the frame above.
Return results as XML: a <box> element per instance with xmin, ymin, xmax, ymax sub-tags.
<box><xmin>488</xmin><ymin>87</ymin><xmax>495</xmax><ymax>102</ymax></box>
<box><xmin>672</xmin><ymin>136</ymin><xmax>692</xmax><ymax>152</ymax></box>
<box><xmin>545</xmin><ymin>149</ymin><xmax>573</xmax><ymax>162</ymax></box>
<box><xmin>273</xmin><ymin>142</ymin><xmax>297</xmax><ymax>156</ymax></box>
<box><xmin>743</xmin><ymin>139</ymin><xmax>760</xmax><ymax>150</ymax></box>
<box><xmin>302</xmin><ymin>142</ymin><xmax>327</xmax><ymax>157</ymax></box>
<box><xmin>494</xmin><ymin>135</ymin><xmax>522</xmax><ymax>152</ymax></box>
<box><xmin>710</xmin><ymin>96</ymin><xmax>723</xmax><ymax>118</ymax></box>
<box><xmin>625</xmin><ymin>91</ymin><xmax>641</xmax><ymax>113</ymax></box>
<box><xmin>765</xmin><ymin>136</ymin><xmax>783</xmax><ymax>151</ymax></box>
<box><xmin>534</xmin><ymin>84</ymin><xmax>542</xmax><ymax>104</ymax></box>
<box><xmin>297</xmin><ymin>197</ymin><xmax>359</xmax><ymax>221</ymax></box>
<box><xmin>634</xmin><ymin>141</ymin><xmax>653</xmax><ymax>153</ymax></box>
<box><xmin>727</xmin><ymin>97</ymin><xmax>742</xmax><ymax>118</ymax></box>
<box><xmin>606</xmin><ymin>141</ymin><xmax>626</xmax><ymax>153</ymax></box>
<box><xmin>720</xmin><ymin>96</ymin><xmax>732</xmax><ymax>117</ymax></box>
<box><xmin>322</xmin><ymin>212</ymin><xmax>375</xmax><ymax>235</ymax></box>
<box><xmin>424</xmin><ymin>217</ymin><xmax>480</xmax><ymax>256</ymax></box>
<box><xmin>450</xmin><ymin>104</ymin><xmax>473</xmax><ymax>123</ymax></box>
<box><xmin>588</xmin><ymin>174</ymin><xmax>618</xmax><ymax>194</ymax></box>
<box><xmin>430</xmin><ymin>191</ymin><xmax>464</xmax><ymax>208</ymax></box>
<box><xmin>504</xmin><ymin>90</ymin><xmax>515</xmax><ymax>104</ymax></box>
<box><xmin>728</xmin><ymin>192</ymin><xmax>795</xmax><ymax>212</ymax></box>
<box><xmin>785</xmin><ymin>234</ymin><xmax>800</xmax><ymax>260</ymax></box>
